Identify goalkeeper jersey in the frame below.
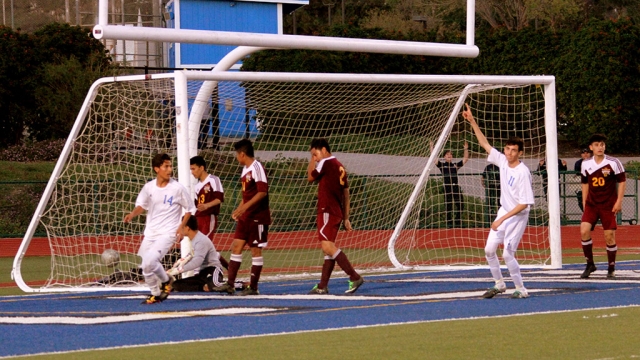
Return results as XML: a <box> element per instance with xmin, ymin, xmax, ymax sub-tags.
<box><xmin>181</xmin><ymin>231</ymin><xmax>222</xmax><ymax>272</ymax></box>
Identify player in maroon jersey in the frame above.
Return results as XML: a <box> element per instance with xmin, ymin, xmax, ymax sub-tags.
<box><xmin>307</xmin><ymin>139</ymin><xmax>364</xmax><ymax>294</ymax></box>
<box><xmin>579</xmin><ymin>134</ymin><xmax>626</xmax><ymax>279</ymax></box>
<box><xmin>211</xmin><ymin>139</ymin><xmax>270</xmax><ymax>295</ymax></box>
<box><xmin>189</xmin><ymin>155</ymin><xmax>228</xmax><ymax>270</ymax></box>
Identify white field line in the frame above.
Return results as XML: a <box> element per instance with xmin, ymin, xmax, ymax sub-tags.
<box><xmin>112</xmin><ymin>288</ymin><xmax>554</xmax><ymax>302</ymax></box>
<box><xmin>3</xmin><ymin>304</ymin><xmax>639</xmax><ymax>359</ymax></box>
<box><xmin>0</xmin><ymin>307</ymin><xmax>280</xmax><ymax>325</ymax></box>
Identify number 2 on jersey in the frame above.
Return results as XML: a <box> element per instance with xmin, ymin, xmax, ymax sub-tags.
<box><xmin>339</xmin><ymin>166</ymin><xmax>346</xmax><ymax>186</ymax></box>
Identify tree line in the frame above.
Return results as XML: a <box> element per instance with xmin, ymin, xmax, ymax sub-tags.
<box><xmin>0</xmin><ymin>23</ymin><xmax>113</xmax><ymax>149</ymax></box>
<box><xmin>243</xmin><ymin>19</ymin><xmax>640</xmax><ymax>153</ymax></box>
<box><xmin>1</xmin><ymin>1</ymin><xmax>639</xmax><ymax>153</ymax></box>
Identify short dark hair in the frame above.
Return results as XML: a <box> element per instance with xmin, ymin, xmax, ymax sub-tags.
<box><xmin>184</xmin><ymin>215</ymin><xmax>198</xmax><ymax>231</ymax></box>
<box><xmin>588</xmin><ymin>133</ymin><xmax>607</xmax><ymax>145</ymax></box>
<box><xmin>310</xmin><ymin>138</ymin><xmax>331</xmax><ymax>153</ymax></box>
<box><xmin>152</xmin><ymin>153</ymin><xmax>171</xmax><ymax>169</ymax></box>
<box><xmin>443</xmin><ymin>150</ymin><xmax>452</xmax><ymax>156</ymax></box>
<box><xmin>505</xmin><ymin>137</ymin><xmax>524</xmax><ymax>152</ymax></box>
<box><xmin>234</xmin><ymin>139</ymin><xmax>254</xmax><ymax>158</ymax></box>
<box><xmin>190</xmin><ymin>155</ymin><xmax>206</xmax><ymax>168</ymax></box>
<box><xmin>581</xmin><ymin>148</ymin><xmax>590</xmax><ymax>154</ymax></box>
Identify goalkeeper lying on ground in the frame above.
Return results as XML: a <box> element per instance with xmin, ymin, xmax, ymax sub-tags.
<box><xmin>168</xmin><ymin>216</ymin><xmax>226</xmax><ymax>292</ymax></box>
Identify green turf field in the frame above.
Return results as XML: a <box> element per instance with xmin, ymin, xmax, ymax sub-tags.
<box><xmin>3</xmin><ymin>255</ymin><xmax>640</xmax><ymax>359</ymax></box>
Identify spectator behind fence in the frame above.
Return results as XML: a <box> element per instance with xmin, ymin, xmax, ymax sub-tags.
<box><xmin>573</xmin><ymin>148</ymin><xmax>592</xmax><ymax>212</ymax></box>
<box><xmin>431</xmin><ymin>141</ymin><xmax>469</xmax><ymax>228</ymax></box>
<box><xmin>482</xmin><ymin>163</ymin><xmax>501</xmax><ymax>224</ymax></box>
<box><xmin>537</xmin><ymin>158</ymin><xmax>568</xmax><ymax>197</ymax></box>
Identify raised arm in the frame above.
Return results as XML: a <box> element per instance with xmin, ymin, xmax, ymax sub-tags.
<box><xmin>461</xmin><ymin>104</ymin><xmax>492</xmax><ymax>154</ymax></box>
<box><xmin>462</xmin><ymin>141</ymin><xmax>469</xmax><ymax>165</ymax></box>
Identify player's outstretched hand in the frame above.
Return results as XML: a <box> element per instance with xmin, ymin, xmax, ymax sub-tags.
<box><xmin>461</xmin><ymin>103</ymin><xmax>475</xmax><ymax>123</ymax></box>
<box><xmin>123</xmin><ymin>213</ymin><xmax>133</xmax><ymax>223</ymax></box>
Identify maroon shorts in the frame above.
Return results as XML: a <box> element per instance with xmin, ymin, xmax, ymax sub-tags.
<box><xmin>582</xmin><ymin>204</ymin><xmax>617</xmax><ymax>230</ymax></box>
<box><xmin>317</xmin><ymin>212</ymin><xmax>342</xmax><ymax>242</ymax></box>
<box><xmin>234</xmin><ymin>218</ymin><xmax>268</xmax><ymax>248</ymax></box>
<box><xmin>196</xmin><ymin>215</ymin><xmax>218</xmax><ymax>240</ymax></box>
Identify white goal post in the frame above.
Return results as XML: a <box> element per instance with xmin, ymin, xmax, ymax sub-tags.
<box><xmin>12</xmin><ymin>71</ymin><xmax>561</xmax><ymax>293</ymax></box>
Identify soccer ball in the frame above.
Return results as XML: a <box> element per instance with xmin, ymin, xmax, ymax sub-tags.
<box><xmin>101</xmin><ymin>249</ymin><xmax>120</xmax><ymax>267</ymax></box>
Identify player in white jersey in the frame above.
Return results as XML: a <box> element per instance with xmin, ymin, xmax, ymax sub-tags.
<box><xmin>124</xmin><ymin>153</ymin><xmax>196</xmax><ymax>304</ymax></box>
<box><xmin>463</xmin><ymin>104</ymin><xmax>535</xmax><ymax>299</ymax></box>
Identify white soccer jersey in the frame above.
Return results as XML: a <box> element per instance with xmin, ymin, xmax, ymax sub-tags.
<box><xmin>488</xmin><ymin>148</ymin><xmax>535</xmax><ymax>212</ymax></box>
<box><xmin>135</xmin><ymin>178</ymin><xmax>196</xmax><ymax>238</ymax></box>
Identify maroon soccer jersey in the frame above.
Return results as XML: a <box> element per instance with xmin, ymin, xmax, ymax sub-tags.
<box><xmin>194</xmin><ymin>174</ymin><xmax>224</xmax><ymax>217</ymax></box>
<box><xmin>240</xmin><ymin>160</ymin><xmax>271</xmax><ymax>224</ymax></box>
<box><xmin>581</xmin><ymin>156</ymin><xmax>626</xmax><ymax>208</ymax></box>
<box><xmin>311</xmin><ymin>156</ymin><xmax>348</xmax><ymax>218</ymax></box>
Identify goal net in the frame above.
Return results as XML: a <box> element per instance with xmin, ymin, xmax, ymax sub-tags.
<box><xmin>12</xmin><ymin>71</ymin><xmax>560</xmax><ymax>292</ymax></box>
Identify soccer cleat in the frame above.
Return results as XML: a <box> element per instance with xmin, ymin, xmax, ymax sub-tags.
<box><xmin>607</xmin><ymin>268</ymin><xmax>616</xmax><ymax>279</ymax></box>
<box><xmin>345</xmin><ymin>277</ymin><xmax>364</xmax><ymax>294</ymax></box>
<box><xmin>309</xmin><ymin>284</ymin><xmax>329</xmax><ymax>294</ymax></box>
<box><xmin>238</xmin><ymin>287</ymin><xmax>260</xmax><ymax>296</ymax></box>
<box><xmin>482</xmin><ymin>285</ymin><xmax>506</xmax><ymax>299</ymax></box>
<box><xmin>580</xmin><ymin>263</ymin><xmax>597</xmax><ymax>278</ymax></box>
<box><xmin>511</xmin><ymin>288</ymin><xmax>529</xmax><ymax>299</ymax></box>
<box><xmin>141</xmin><ymin>294</ymin><xmax>162</xmax><ymax>304</ymax></box>
<box><xmin>234</xmin><ymin>281</ymin><xmax>250</xmax><ymax>290</ymax></box>
<box><xmin>160</xmin><ymin>277</ymin><xmax>173</xmax><ymax>294</ymax></box>
<box><xmin>211</xmin><ymin>282</ymin><xmax>236</xmax><ymax>294</ymax></box>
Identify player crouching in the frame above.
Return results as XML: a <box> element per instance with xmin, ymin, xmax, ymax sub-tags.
<box><xmin>167</xmin><ymin>216</ymin><xmax>227</xmax><ymax>292</ymax></box>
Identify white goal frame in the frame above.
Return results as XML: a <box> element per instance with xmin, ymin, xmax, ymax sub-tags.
<box><xmin>11</xmin><ymin>71</ymin><xmax>561</xmax><ymax>293</ymax></box>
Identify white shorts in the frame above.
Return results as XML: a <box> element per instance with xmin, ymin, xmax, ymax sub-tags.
<box><xmin>487</xmin><ymin>207</ymin><xmax>529</xmax><ymax>252</ymax></box>
<box><xmin>137</xmin><ymin>235</ymin><xmax>176</xmax><ymax>264</ymax></box>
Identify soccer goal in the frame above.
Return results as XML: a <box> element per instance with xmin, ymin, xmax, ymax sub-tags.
<box><xmin>12</xmin><ymin>71</ymin><xmax>561</xmax><ymax>292</ymax></box>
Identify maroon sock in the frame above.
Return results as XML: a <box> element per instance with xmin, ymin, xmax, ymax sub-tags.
<box><xmin>218</xmin><ymin>255</ymin><xmax>229</xmax><ymax>270</ymax></box>
<box><xmin>227</xmin><ymin>259</ymin><xmax>241</xmax><ymax>285</ymax></box>
<box><xmin>607</xmin><ymin>243</ymin><xmax>617</xmax><ymax>270</ymax></box>
<box><xmin>581</xmin><ymin>239</ymin><xmax>594</xmax><ymax>264</ymax></box>
<box><xmin>318</xmin><ymin>257</ymin><xmax>335</xmax><ymax>289</ymax></box>
<box><xmin>250</xmin><ymin>257</ymin><xmax>263</xmax><ymax>290</ymax></box>
<box><xmin>334</xmin><ymin>251</ymin><xmax>360</xmax><ymax>281</ymax></box>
